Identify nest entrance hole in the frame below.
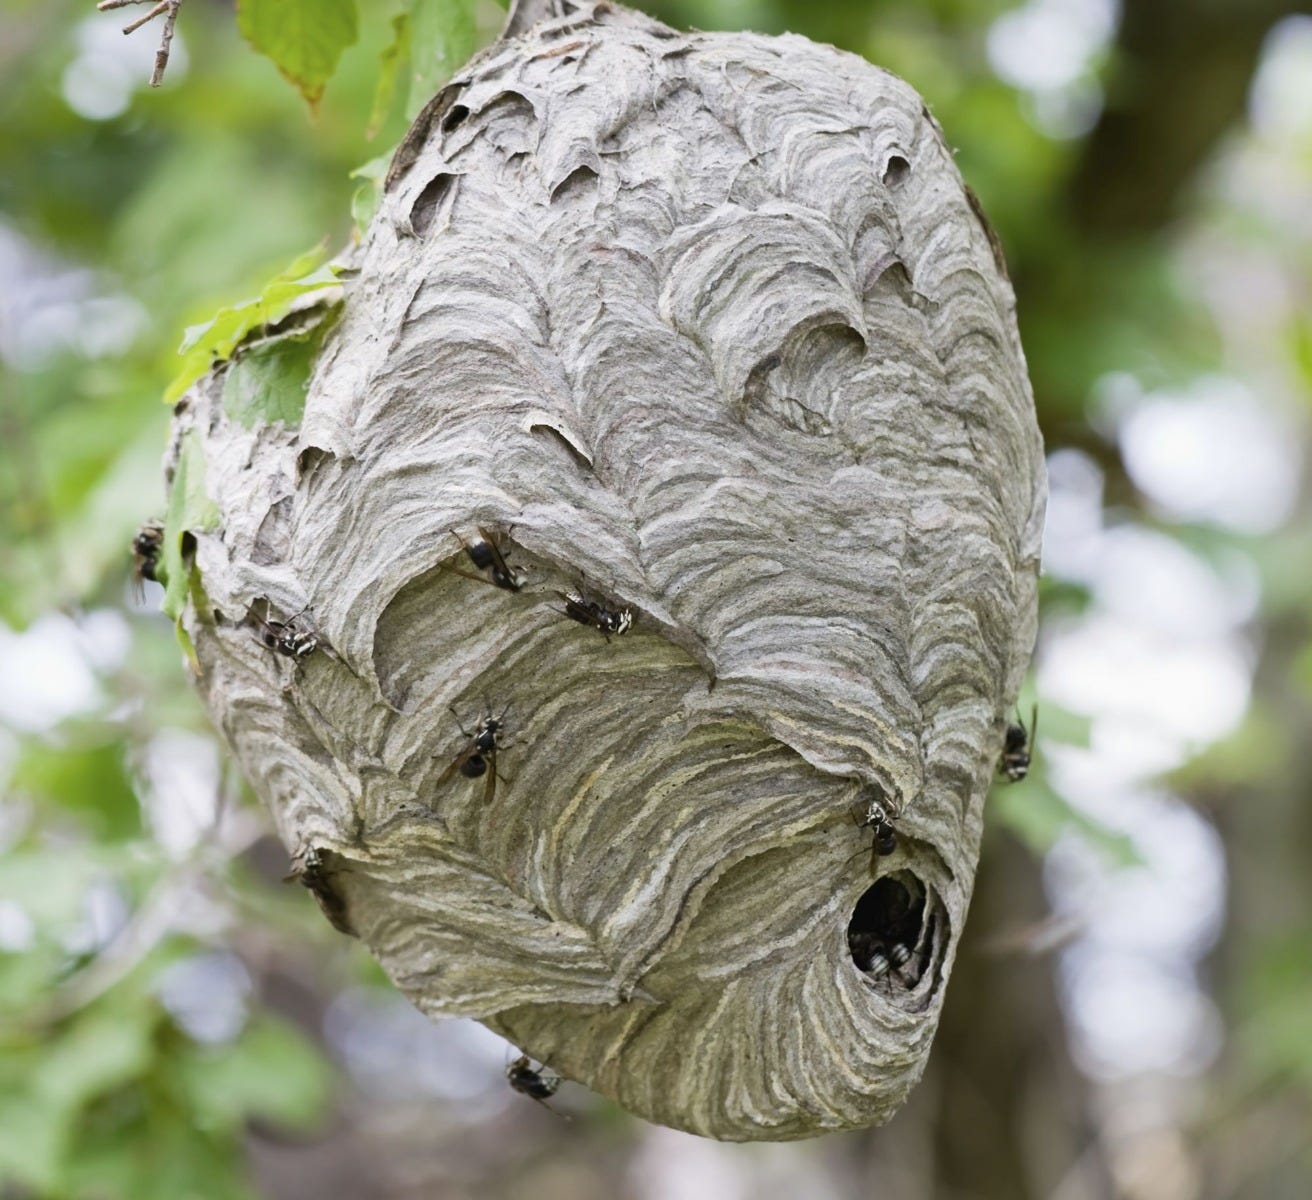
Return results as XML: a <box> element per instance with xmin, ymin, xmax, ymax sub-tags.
<box><xmin>847</xmin><ymin>872</ymin><xmax>933</xmax><ymax>992</ymax></box>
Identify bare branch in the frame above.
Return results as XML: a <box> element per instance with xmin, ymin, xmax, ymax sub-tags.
<box><xmin>148</xmin><ymin>1</ymin><xmax>179</xmax><ymax>87</ymax></box>
<box><xmin>122</xmin><ymin>0</ymin><xmax>168</xmax><ymax>36</ymax></box>
<box><xmin>97</xmin><ymin>0</ymin><xmax>181</xmax><ymax>88</ymax></box>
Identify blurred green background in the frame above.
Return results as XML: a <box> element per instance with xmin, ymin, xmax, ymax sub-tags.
<box><xmin>1</xmin><ymin>0</ymin><xmax>1310</xmax><ymax>1197</ymax></box>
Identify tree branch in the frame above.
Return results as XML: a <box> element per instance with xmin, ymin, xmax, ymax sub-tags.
<box><xmin>97</xmin><ymin>0</ymin><xmax>181</xmax><ymax>88</ymax></box>
<box><xmin>1069</xmin><ymin>0</ymin><xmax>1303</xmax><ymax>234</ymax></box>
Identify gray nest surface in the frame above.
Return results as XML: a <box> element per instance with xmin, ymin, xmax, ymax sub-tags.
<box><xmin>167</xmin><ymin>0</ymin><xmax>1045</xmax><ymax>1141</ymax></box>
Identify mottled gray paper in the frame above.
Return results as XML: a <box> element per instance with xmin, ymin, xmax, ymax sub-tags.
<box><xmin>168</xmin><ymin>1</ymin><xmax>1045</xmax><ymax>1140</ymax></box>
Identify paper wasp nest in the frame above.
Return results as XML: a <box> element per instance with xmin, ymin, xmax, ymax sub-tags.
<box><xmin>169</xmin><ymin>0</ymin><xmax>1044</xmax><ymax>1140</ymax></box>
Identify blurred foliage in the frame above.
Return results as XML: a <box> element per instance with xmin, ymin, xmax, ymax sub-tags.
<box><xmin>236</xmin><ymin>0</ymin><xmax>360</xmax><ymax>111</ymax></box>
<box><xmin>164</xmin><ymin>246</ymin><xmax>339</xmax><ymax>403</ymax></box>
<box><xmin>1</xmin><ymin>0</ymin><xmax>1310</xmax><ymax>1197</ymax></box>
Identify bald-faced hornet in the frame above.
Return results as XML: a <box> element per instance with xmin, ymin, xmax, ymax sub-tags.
<box><xmin>130</xmin><ymin>519</ymin><xmax>165</xmax><ymax>600</ymax></box>
<box><xmin>848</xmin><ymin>873</ymin><xmax>925</xmax><ymax>988</ymax></box>
<box><xmin>848</xmin><ymin>929</ymin><xmax>881</xmax><ymax>974</ymax></box>
<box><xmin>434</xmin><ymin>706</ymin><xmax>509</xmax><ymax>804</ymax></box>
<box><xmin>850</xmin><ymin>933</ymin><xmax>913</xmax><ymax>982</ymax></box>
<box><xmin>865</xmin><ymin>948</ymin><xmax>892</xmax><ymax>978</ymax></box>
<box><xmin>998</xmin><ymin>704</ymin><xmax>1037</xmax><ymax>782</ymax></box>
<box><xmin>559</xmin><ymin>589</ymin><xmax>632</xmax><ymax>639</ymax></box>
<box><xmin>506</xmin><ymin>1054</ymin><xmax>560</xmax><ymax>1106</ymax></box>
<box><xmin>853</xmin><ymin>788</ymin><xmax>899</xmax><ymax>861</ymax></box>
<box><xmin>250</xmin><ymin>606</ymin><xmax>319</xmax><ymax>659</ymax></box>
<box><xmin>448</xmin><ymin>527</ymin><xmax>524</xmax><ymax>592</ymax></box>
<box><xmin>285</xmin><ymin>847</ymin><xmax>356</xmax><ymax>938</ymax></box>
<box><xmin>866</xmin><ymin>942</ymin><xmax>913</xmax><ymax>980</ymax></box>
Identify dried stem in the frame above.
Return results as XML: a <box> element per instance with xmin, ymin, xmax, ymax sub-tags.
<box><xmin>97</xmin><ymin>0</ymin><xmax>181</xmax><ymax>87</ymax></box>
<box><xmin>122</xmin><ymin>0</ymin><xmax>168</xmax><ymax>36</ymax></box>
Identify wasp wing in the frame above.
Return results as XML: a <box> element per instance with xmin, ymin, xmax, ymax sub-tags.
<box><xmin>478</xmin><ymin>528</ymin><xmax>512</xmax><ymax>575</ymax></box>
<box><xmin>441</xmin><ymin>562</ymin><xmax>504</xmax><ymax>589</ymax></box>
<box><xmin>433</xmin><ymin>747</ymin><xmax>474</xmax><ymax>794</ymax></box>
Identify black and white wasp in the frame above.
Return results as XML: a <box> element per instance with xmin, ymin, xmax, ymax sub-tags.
<box><xmin>559</xmin><ymin>589</ymin><xmax>632</xmax><ymax>639</ymax></box>
<box><xmin>853</xmin><ymin>939</ymin><xmax>913</xmax><ymax>980</ymax></box>
<box><xmin>434</xmin><ymin>706</ymin><xmax>510</xmax><ymax>804</ymax></box>
<box><xmin>998</xmin><ymin>704</ymin><xmax>1037</xmax><ymax>783</ymax></box>
<box><xmin>285</xmin><ymin>847</ymin><xmax>356</xmax><ymax>938</ymax></box>
<box><xmin>250</xmin><ymin>605</ymin><xmax>319</xmax><ymax>660</ymax></box>
<box><xmin>449</xmin><ymin>527</ymin><xmax>524</xmax><ymax>592</ymax></box>
<box><xmin>506</xmin><ymin>1054</ymin><xmax>561</xmax><ymax>1108</ymax></box>
<box><xmin>848</xmin><ymin>874</ymin><xmax>925</xmax><ymax>987</ymax></box>
<box><xmin>889</xmin><ymin>943</ymin><xmax>909</xmax><ymax>974</ymax></box>
<box><xmin>853</xmin><ymin>788</ymin><xmax>899</xmax><ymax>864</ymax></box>
<box><xmin>130</xmin><ymin>519</ymin><xmax>164</xmax><ymax>600</ymax></box>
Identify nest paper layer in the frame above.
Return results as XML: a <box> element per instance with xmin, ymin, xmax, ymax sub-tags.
<box><xmin>169</xmin><ymin>1</ymin><xmax>1045</xmax><ymax>1140</ymax></box>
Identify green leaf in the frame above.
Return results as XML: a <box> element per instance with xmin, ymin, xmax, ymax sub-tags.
<box><xmin>65</xmin><ymin>1091</ymin><xmax>259</xmax><ymax>1200</ymax></box>
<box><xmin>164</xmin><ymin>246</ymin><xmax>339</xmax><ymax>405</ymax></box>
<box><xmin>160</xmin><ymin>429</ymin><xmax>220</xmax><ymax>633</ymax></box>
<box><xmin>370</xmin><ymin>12</ymin><xmax>411</xmax><ymax>139</ymax></box>
<box><xmin>0</xmin><ymin>951</ymin><xmax>59</xmax><ymax>1016</ymax></box>
<box><xmin>10</xmin><ymin>739</ymin><xmax>142</xmax><ymax>841</ymax></box>
<box><xmin>235</xmin><ymin>0</ymin><xmax>360</xmax><ymax>112</ymax></box>
<box><xmin>222</xmin><ymin>322</ymin><xmax>329</xmax><ymax>431</ymax></box>
<box><xmin>408</xmin><ymin>0</ymin><xmax>478</xmax><ymax>117</ymax></box>
<box><xmin>175</xmin><ymin>1016</ymin><xmax>334</xmax><ymax>1134</ymax></box>
<box><xmin>37</xmin><ymin>1005</ymin><xmax>157</xmax><ymax>1113</ymax></box>
<box><xmin>0</xmin><ymin>1089</ymin><xmax>66</xmax><ymax>1192</ymax></box>
<box><xmin>1237</xmin><ymin>931</ymin><xmax>1312</xmax><ymax>1088</ymax></box>
<box><xmin>1289</xmin><ymin>313</ymin><xmax>1312</xmax><ymax>397</ymax></box>
<box><xmin>350</xmin><ymin>153</ymin><xmax>391</xmax><ymax>237</ymax></box>
<box><xmin>0</xmin><ymin>846</ymin><xmax>110</xmax><ymax>930</ymax></box>
<box><xmin>1294</xmin><ymin>640</ymin><xmax>1312</xmax><ymax>698</ymax></box>
<box><xmin>991</xmin><ymin>776</ymin><xmax>1142</xmax><ymax>868</ymax></box>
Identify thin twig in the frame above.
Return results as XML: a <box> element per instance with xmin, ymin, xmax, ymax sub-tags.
<box><xmin>97</xmin><ymin>0</ymin><xmax>182</xmax><ymax>88</ymax></box>
<box><xmin>123</xmin><ymin>0</ymin><xmax>169</xmax><ymax>37</ymax></box>
<box><xmin>149</xmin><ymin>0</ymin><xmax>179</xmax><ymax>87</ymax></box>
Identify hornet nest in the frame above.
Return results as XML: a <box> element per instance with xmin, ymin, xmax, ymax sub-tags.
<box><xmin>164</xmin><ymin>0</ymin><xmax>1045</xmax><ymax>1141</ymax></box>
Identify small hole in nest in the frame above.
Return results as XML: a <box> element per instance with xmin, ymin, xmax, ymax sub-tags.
<box><xmin>410</xmin><ymin>173</ymin><xmax>456</xmax><ymax>237</ymax></box>
<box><xmin>296</xmin><ymin>444</ymin><xmax>333</xmax><ymax>483</ymax></box>
<box><xmin>442</xmin><ymin>104</ymin><xmax>470</xmax><ymax>133</ymax></box>
<box><xmin>847</xmin><ymin>873</ymin><xmax>927</xmax><ymax>987</ymax></box>
<box><xmin>882</xmin><ymin>154</ymin><xmax>911</xmax><ymax>188</ymax></box>
<box><xmin>530</xmin><ymin>422</ymin><xmax>593</xmax><ymax>470</ymax></box>
<box><xmin>551</xmin><ymin>163</ymin><xmax>599</xmax><ymax>203</ymax></box>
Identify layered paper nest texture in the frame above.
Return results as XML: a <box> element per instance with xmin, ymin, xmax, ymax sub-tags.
<box><xmin>171</xmin><ymin>2</ymin><xmax>1045</xmax><ymax>1140</ymax></box>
